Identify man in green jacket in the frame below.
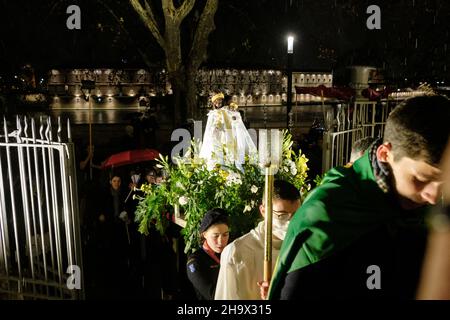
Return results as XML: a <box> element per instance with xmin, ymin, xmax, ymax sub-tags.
<box><xmin>269</xmin><ymin>95</ymin><xmax>450</xmax><ymax>299</ymax></box>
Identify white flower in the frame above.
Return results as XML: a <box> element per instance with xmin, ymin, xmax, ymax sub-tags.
<box><xmin>176</xmin><ymin>182</ymin><xmax>185</xmax><ymax>190</ymax></box>
<box><xmin>179</xmin><ymin>196</ymin><xmax>189</xmax><ymax>206</ymax></box>
<box><xmin>226</xmin><ymin>172</ymin><xmax>242</xmax><ymax>186</ymax></box>
<box><xmin>243</xmin><ymin>205</ymin><xmax>252</xmax><ymax>213</ymax></box>
<box><xmin>230</xmin><ymin>172</ymin><xmax>241</xmax><ymax>180</ymax></box>
<box><xmin>250</xmin><ymin>200</ymin><xmax>256</xmax><ymax>208</ymax></box>
<box><xmin>290</xmin><ymin>163</ymin><xmax>298</xmax><ymax>176</ymax></box>
<box><xmin>284</xmin><ymin>166</ymin><xmax>289</xmax><ymax>172</ymax></box>
<box><xmin>207</xmin><ymin>160</ymin><xmax>216</xmax><ymax>171</ymax></box>
<box><xmin>251</xmin><ymin>185</ymin><xmax>258</xmax><ymax>193</ymax></box>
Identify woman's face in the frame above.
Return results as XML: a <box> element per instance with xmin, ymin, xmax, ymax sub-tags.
<box><xmin>202</xmin><ymin>223</ymin><xmax>229</xmax><ymax>253</ymax></box>
<box><xmin>110</xmin><ymin>176</ymin><xmax>121</xmax><ymax>191</ymax></box>
<box><xmin>146</xmin><ymin>174</ymin><xmax>155</xmax><ymax>184</ymax></box>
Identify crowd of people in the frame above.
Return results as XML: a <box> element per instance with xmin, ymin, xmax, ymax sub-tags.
<box><xmin>77</xmin><ymin>161</ymin><xmax>184</xmax><ymax>299</ymax></box>
<box><xmin>75</xmin><ymin>94</ymin><xmax>450</xmax><ymax>300</ymax></box>
<box><xmin>185</xmin><ymin>94</ymin><xmax>450</xmax><ymax>300</ymax></box>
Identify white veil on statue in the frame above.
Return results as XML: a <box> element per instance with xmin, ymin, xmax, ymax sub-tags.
<box><xmin>199</xmin><ymin>93</ymin><xmax>257</xmax><ymax>170</ymax></box>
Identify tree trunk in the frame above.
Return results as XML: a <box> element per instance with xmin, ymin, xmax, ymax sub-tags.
<box><xmin>129</xmin><ymin>0</ymin><xmax>219</xmax><ymax>126</ymax></box>
<box><xmin>185</xmin><ymin>69</ymin><xmax>198</xmax><ymax>120</ymax></box>
<box><xmin>172</xmin><ymin>84</ymin><xmax>183</xmax><ymax>127</ymax></box>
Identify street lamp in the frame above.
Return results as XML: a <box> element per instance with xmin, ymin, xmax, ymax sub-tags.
<box><xmin>286</xmin><ymin>36</ymin><xmax>294</xmax><ymax>130</ymax></box>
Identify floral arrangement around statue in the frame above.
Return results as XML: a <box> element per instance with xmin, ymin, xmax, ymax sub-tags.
<box><xmin>134</xmin><ymin>130</ymin><xmax>310</xmax><ymax>254</ymax></box>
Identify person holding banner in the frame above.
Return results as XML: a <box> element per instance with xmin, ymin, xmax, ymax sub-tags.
<box><xmin>214</xmin><ymin>180</ymin><xmax>300</xmax><ymax>300</ymax></box>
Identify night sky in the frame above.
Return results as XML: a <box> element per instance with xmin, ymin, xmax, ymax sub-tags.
<box><xmin>1</xmin><ymin>0</ymin><xmax>449</xmax><ymax>84</ymax></box>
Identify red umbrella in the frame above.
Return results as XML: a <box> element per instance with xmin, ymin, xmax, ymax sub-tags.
<box><xmin>101</xmin><ymin>149</ymin><xmax>160</xmax><ymax>169</ymax></box>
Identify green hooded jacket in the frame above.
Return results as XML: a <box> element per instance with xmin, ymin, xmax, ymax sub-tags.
<box><xmin>268</xmin><ymin>151</ymin><xmax>427</xmax><ymax>299</ymax></box>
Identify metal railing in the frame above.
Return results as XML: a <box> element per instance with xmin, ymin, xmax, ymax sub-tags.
<box><xmin>322</xmin><ymin>100</ymin><xmax>396</xmax><ymax>172</ymax></box>
<box><xmin>0</xmin><ymin>116</ymin><xmax>83</xmax><ymax>299</ymax></box>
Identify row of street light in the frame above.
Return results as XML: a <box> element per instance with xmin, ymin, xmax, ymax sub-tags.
<box><xmin>80</xmin><ymin>36</ymin><xmax>296</xmax><ymax>131</ymax></box>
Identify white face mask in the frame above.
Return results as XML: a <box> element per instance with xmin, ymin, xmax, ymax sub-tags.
<box><xmin>272</xmin><ymin>218</ymin><xmax>290</xmax><ymax>240</ymax></box>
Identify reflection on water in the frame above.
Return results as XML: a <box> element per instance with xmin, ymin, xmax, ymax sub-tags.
<box><xmin>32</xmin><ymin>108</ymin><xmax>145</xmax><ymax>125</ymax></box>
<box><xmin>52</xmin><ymin>109</ymin><xmax>144</xmax><ymax>124</ymax></box>
<box><xmin>13</xmin><ymin>103</ymin><xmax>330</xmax><ymax>128</ymax></box>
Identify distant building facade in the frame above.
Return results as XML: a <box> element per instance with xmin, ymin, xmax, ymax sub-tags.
<box><xmin>46</xmin><ymin>68</ymin><xmax>333</xmax><ymax>108</ymax></box>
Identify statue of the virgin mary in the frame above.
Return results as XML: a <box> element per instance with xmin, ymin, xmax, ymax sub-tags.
<box><xmin>199</xmin><ymin>92</ymin><xmax>257</xmax><ymax>170</ymax></box>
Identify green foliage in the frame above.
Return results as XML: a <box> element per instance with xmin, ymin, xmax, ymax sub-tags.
<box><xmin>134</xmin><ymin>182</ymin><xmax>169</xmax><ymax>235</ymax></box>
<box><xmin>134</xmin><ymin>131</ymin><xmax>310</xmax><ymax>254</ymax></box>
<box><xmin>313</xmin><ymin>173</ymin><xmax>325</xmax><ymax>187</ymax></box>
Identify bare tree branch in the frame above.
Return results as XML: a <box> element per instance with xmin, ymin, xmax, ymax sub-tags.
<box><xmin>128</xmin><ymin>0</ymin><xmax>220</xmax><ymax>120</ymax></box>
<box><xmin>176</xmin><ymin>0</ymin><xmax>195</xmax><ymax>21</ymax></box>
<box><xmin>188</xmin><ymin>0</ymin><xmax>218</xmax><ymax>71</ymax></box>
<box><xmin>130</xmin><ymin>0</ymin><xmax>166</xmax><ymax>49</ymax></box>
<box><xmin>144</xmin><ymin>0</ymin><xmax>159</xmax><ymax>29</ymax></box>
<box><xmin>42</xmin><ymin>0</ymin><xmax>64</xmax><ymax>25</ymax></box>
<box><xmin>162</xmin><ymin>0</ymin><xmax>176</xmax><ymax>18</ymax></box>
<box><xmin>98</xmin><ymin>0</ymin><xmax>158</xmax><ymax>68</ymax></box>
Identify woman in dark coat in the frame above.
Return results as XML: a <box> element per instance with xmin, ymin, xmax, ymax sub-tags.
<box><xmin>186</xmin><ymin>208</ymin><xmax>230</xmax><ymax>300</ymax></box>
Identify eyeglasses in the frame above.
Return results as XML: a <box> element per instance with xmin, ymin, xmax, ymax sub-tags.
<box><xmin>272</xmin><ymin>210</ymin><xmax>294</xmax><ymax>221</ymax></box>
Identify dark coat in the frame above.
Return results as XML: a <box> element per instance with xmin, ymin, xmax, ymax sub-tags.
<box><xmin>186</xmin><ymin>247</ymin><xmax>221</xmax><ymax>300</ymax></box>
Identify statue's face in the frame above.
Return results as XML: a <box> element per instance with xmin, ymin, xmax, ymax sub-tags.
<box><xmin>213</xmin><ymin>98</ymin><xmax>223</xmax><ymax>108</ymax></box>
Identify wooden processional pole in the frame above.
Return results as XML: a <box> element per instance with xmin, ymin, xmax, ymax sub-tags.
<box><xmin>263</xmin><ymin>165</ymin><xmax>274</xmax><ymax>282</ymax></box>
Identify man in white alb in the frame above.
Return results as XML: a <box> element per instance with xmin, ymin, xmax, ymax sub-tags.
<box><xmin>214</xmin><ymin>180</ymin><xmax>301</xmax><ymax>300</ymax></box>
